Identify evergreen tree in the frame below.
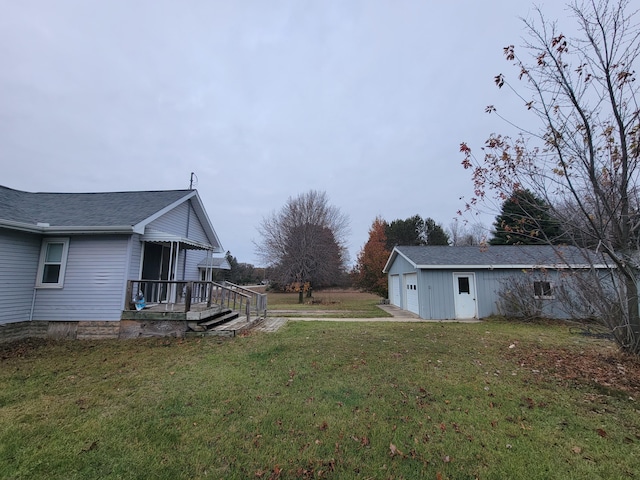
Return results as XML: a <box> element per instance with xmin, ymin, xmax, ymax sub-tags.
<box><xmin>422</xmin><ymin>217</ymin><xmax>450</xmax><ymax>245</ymax></box>
<box><xmin>490</xmin><ymin>189</ymin><xmax>561</xmax><ymax>245</ymax></box>
<box><xmin>385</xmin><ymin>214</ymin><xmax>423</xmax><ymax>249</ymax></box>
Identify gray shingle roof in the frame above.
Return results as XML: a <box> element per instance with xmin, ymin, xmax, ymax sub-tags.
<box><xmin>0</xmin><ymin>185</ymin><xmax>192</xmax><ymax>228</ymax></box>
<box><xmin>197</xmin><ymin>256</ymin><xmax>231</xmax><ymax>270</ymax></box>
<box><xmin>390</xmin><ymin>245</ymin><xmax>606</xmax><ymax>269</ymax></box>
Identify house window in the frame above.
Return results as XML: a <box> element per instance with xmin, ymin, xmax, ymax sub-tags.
<box><xmin>36</xmin><ymin>238</ymin><xmax>69</xmax><ymax>288</ymax></box>
<box><xmin>534</xmin><ymin>281</ymin><xmax>553</xmax><ymax>299</ymax></box>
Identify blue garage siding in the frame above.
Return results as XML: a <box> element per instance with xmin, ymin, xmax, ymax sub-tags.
<box><xmin>32</xmin><ymin>235</ymin><xmax>129</xmax><ymax>321</ymax></box>
<box><xmin>418</xmin><ymin>270</ymin><xmax>456</xmax><ymax>319</ymax></box>
<box><xmin>0</xmin><ymin>230</ymin><xmax>41</xmax><ymax>325</ymax></box>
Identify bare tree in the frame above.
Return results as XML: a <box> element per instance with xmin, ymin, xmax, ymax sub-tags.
<box><xmin>461</xmin><ymin>0</ymin><xmax>640</xmax><ymax>353</ymax></box>
<box><xmin>255</xmin><ymin>190</ymin><xmax>350</xmax><ymax>292</ymax></box>
<box><xmin>448</xmin><ymin>220</ymin><xmax>487</xmax><ymax>246</ymax></box>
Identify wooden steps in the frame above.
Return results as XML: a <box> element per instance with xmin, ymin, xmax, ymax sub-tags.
<box><xmin>186</xmin><ymin>309</ymin><xmax>266</xmax><ymax>337</ymax></box>
<box><xmin>187</xmin><ymin>308</ymin><xmax>239</xmax><ymax>333</ymax></box>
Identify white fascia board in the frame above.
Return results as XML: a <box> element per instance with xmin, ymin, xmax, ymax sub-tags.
<box><xmin>382</xmin><ymin>248</ymin><xmax>418</xmax><ymax>273</ymax></box>
<box><xmin>189</xmin><ymin>190</ymin><xmax>224</xmax><ymax>253</ymax></box>
<box><xmin>0</xmin><ymin>219</ymin><xmax>43</xmax><ymax>233</ymax></box>
<box><xmin>0</xmin><ymin>220</ymin><xmax>134</xmax><ymax>235</ymax></box>
<box><xmin>44</xmin><ymin>225</ymin><xmax>134</xmax><ymax>235</ymax></box>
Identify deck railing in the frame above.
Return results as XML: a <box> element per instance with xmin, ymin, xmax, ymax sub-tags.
<box><xmin>124</xmin><ymin>280</ymin><xmax>255</xmax><ymax>321</ymax></box>
<box><xmin>219</xmin><ymin>281</ymin><xmax>268</xmax><ymax>318</ymax></box>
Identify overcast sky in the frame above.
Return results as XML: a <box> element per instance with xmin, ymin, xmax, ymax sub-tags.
<box><xmin>0</xmin><ymin>0</ymin><xmax>571</xmax><ymax>265</ymax></box>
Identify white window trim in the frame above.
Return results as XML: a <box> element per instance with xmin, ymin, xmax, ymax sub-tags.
<box><xmin>36</xmin><ymin>237</ymin><xmax>70</xmax><ymax>288</ymax></box>
<box><xmin>533</xmin><ymin>280</ymin><xmax>554</xmax><ymax>300</ymax></box>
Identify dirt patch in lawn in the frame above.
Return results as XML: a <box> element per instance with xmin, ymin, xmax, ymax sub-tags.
<box><xmin>0</xmin><ymin>337</ymin><xmax>53</xmax><ymax>360</ymax></box>
<box><xmin>506</xmin><ymin>344</ymin><xmax>640</xmax><ymax>396</ymax></box>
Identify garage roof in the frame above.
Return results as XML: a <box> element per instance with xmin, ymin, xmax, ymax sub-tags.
<box><xmin>383</xmin><ymin>245</ymin><xmax>610</xmax><ymax>272</ymax></box>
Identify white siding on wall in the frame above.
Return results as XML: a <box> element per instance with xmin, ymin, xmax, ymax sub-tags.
<box><xmin>32</xmin><ymin>235</ymin><xmax>130</xmax><ymax>321</ymax></box>
<box><xmin>0</xmin><ymin>231</ymin><xmax>41</xmax><ymax>324</ymax></box>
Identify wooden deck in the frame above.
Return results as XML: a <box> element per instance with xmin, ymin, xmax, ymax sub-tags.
<box><xmin>121</xmin><ymin>301</ymin><xmax>266</xmax><ymax>337</ymax></box>
<box><xmin>121</xmin><ymin>302</ymin><xmax>228</xmax><ymax>322</ymax></box>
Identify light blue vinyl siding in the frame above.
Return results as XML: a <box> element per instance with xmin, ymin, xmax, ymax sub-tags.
<box><xmin>127</xmin><ymin>234</ymin><xmax>143</xmax><ymax>280</ymax></box>
<box><xmin>183</xmin><ymin>250</ymin><xmax>203</xmax><ymax>281</ymax></box>
<box><xmin>185</xmin><ymin>207</ymin><xmax>208</xmax><ymax>245</ymax></box>
<box><xmin>417</xmin><ymin>268</ymin><xmax>572</xmax><ymax>320</ymax></box>
<box><xmin>147</xmin><ymin>201</ymin><xmax>215</xmax><ymax>281</ymax></box>
<box><xmin>32</xmin><ymin>235</ymin><xmax>129</xmax><ymax>321</ymax></box>
<box><xmin>418</xmin><ymin>270</ymin><xmax>456</xmax><ymax>319</ymax></box>
<box><xmin>147</xmin><ymin>201</ymin><xmax>209</xmax><ymax>245</ymax></box>
<box><xmin>388</xmin><ymin>255</ymin><xmax>577</xmax><ymax>319</ymax></box>
<box><xmin>0</xmin><ymin>230</ymin><xmax>41</xmax><ymax>324</ymax></box>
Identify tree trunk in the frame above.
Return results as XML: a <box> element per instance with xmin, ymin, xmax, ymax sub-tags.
<box><xmin>624</xmin><ymin>271</ymin><xmax>640</xmax><ymax>353</ymax></box>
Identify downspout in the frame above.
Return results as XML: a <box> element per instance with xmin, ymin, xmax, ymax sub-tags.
<box><xmin>29</xmin><ymin>287</ymin><xmax>37</xmax><ymax>321</ymax></box>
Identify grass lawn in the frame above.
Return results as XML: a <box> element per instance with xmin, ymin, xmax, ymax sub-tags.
<box><xmin>1</xmin><ymin>319</ymin><xmax>639</xmax><ymax>479</ymax></box>
<box><xmin>266</xmin><ymin>289</ymin><xmax>392</xmax><ymax>318</ymax></box>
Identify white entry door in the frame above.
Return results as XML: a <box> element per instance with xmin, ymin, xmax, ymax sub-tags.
<box><xmin>390</xmin><ymin>275</ymin><xmax>401</xmax><ymax>306</ymax></box>
<box><xmin>404</xmin><ymin>273</ymin><xmax>419</xmax><ymax>315</ymax></box>
<box><xmin>453</xmin><ymin>273</ymin><xmax>477</xmax><ymax>319</ymax></box>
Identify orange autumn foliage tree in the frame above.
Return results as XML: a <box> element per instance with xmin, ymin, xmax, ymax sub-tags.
<box><xmin>352</xmin><ymin>217</ymin><xmax>390</xmax><ymax>298</ymax></box>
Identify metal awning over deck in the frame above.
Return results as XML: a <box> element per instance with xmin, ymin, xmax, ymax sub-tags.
<box><xmin>142</xmin><ymin>230</ymin><xmax>214</xmax><ymax>250</ymax></box>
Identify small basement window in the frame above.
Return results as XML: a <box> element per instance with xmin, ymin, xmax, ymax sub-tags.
<box><xmin>534</xmin><ymin>281</ymin><xmax>553</xmax><ymax>299</ymax></box>
<box><xmin>36</xmin><ymin>238</ymin><xmax>69</xmax><ymax>288</ymax></box>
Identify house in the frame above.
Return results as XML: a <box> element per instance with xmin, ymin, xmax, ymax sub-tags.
<box><xmin>0</xmin><ymin>185</ymin><xmax>232</xmax><ymax>342</ymax></box>
<box><xmin>382</xmin><ymin>245</ymin><xmax>610</xmax><ymax>320</ymax></box>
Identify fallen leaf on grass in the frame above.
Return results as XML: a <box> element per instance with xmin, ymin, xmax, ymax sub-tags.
<box><xmin>571</xmin><ymin>446</ymin><xmax>582</xmax><ymax>454</ymax></box>
<box><xmin>268</xmin><ymin>465</ymin><xmax>282</xmax><ymax>480</ymax></box>
<box><xmin>389</xmin><ymin>442</ymin><xmax>404</xmax><ymax>457</ymax></box>
<box><xmin>596</xmin><ymin>428</ymin><xmax>608</xmax><ymax>438</ymax></box>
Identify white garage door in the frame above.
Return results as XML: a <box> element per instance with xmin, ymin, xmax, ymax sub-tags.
<box><xmin>404</xmin><ymin>273</ymin><xmax>419</xmax><ymax>315</ymax></box>
<box><xmin>390</xmin><ymin>275</ymin><xmax>401</xmax><ymax>306</ymax></box>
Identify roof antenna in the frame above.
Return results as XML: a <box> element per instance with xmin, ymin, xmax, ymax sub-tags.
<box><xmin>189</xmin><ymin>172</ymin><xmax>198</xmax><ymax>190</ymax></box>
